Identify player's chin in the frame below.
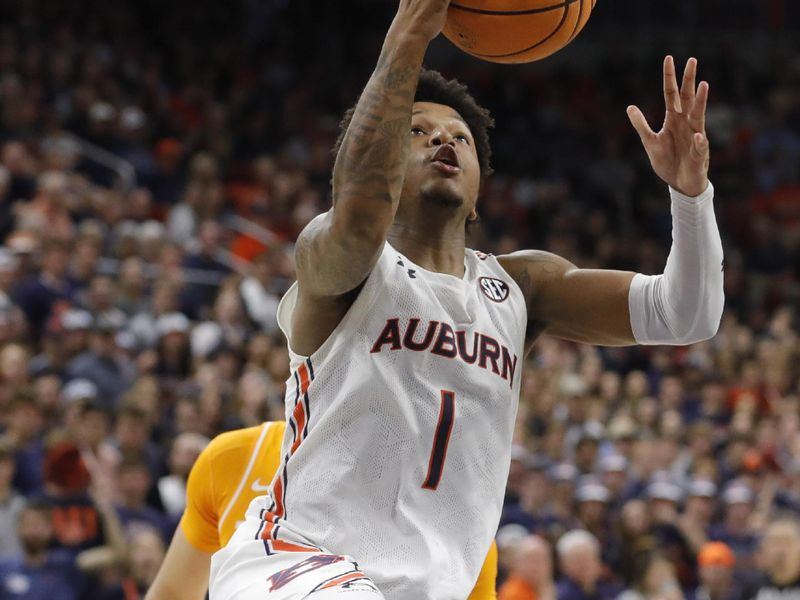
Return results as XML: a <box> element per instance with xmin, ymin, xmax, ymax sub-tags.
<box><xmin>420</xmin><ymin>184</ymin><xmax>464</xmax><ymax>209</ymax></box>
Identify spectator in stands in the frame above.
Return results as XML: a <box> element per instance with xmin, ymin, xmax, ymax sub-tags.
<box><xmin>111</xmin><ymin>405</ymin><xmax>164</xmax><ymax>482</ymax></box>
<box><xmin>113</xmin><ymin>456</ymin><xmax>172</xmax><ymax>542</ymax></box>
<box><xmin>709</xmin><ymin>483</ymin><xmax>760</xmax><ymax>566</ymax></box>
<box><xmin>0</xmin><ymin>500</ymin><xmax>81</xmax><ymax>600</ymax></box>
<box><xmin>182</xmin><ymin>220</ymin><xmax>230</xmax><ymax>313</ymax></box>
<box><xmin>556</xmin><ymin>530</ymin><xmax>620</xmax><ymax>600</ymax></box>
<box><xmin>679</xmin><ymin>479</ymin><xmax>717</xmax><ymax>554</ymax></box>
<box><xmin>10</xmin><ymin>239</ymin><xmax>75</xmax><ymax>338</ymax></box>
<box><xmin>127</xmin><ymin>527</ymin><xmax>167</xmax><ymax>598</ymax></box>
<box><xmin>239</xmin><ymin>251</ymin><xmax>281</xmax><ymax>334</ymax></box>
<box><xmin>5</xmin><ymin>389</ymin><xmax>45</xmax><ymax>496</ymax></box>
<box><xmin>0</xmin><ymin>439</ymin><xmax>24</xmax><ymax>558</ymax></box>
<box><xmin>744</xmin><ymin>519</ymin><xmax>800</xmax><ymax>599</ymax></box>
<box><xmin>156</xmin><ymin>433</ymin><xmax>209</xmax><ymax>521</ymax></box>
<box><xmin>40</xmin><ymin>439</ymin><xmax>126</xmax><ymax>557</ymax></box>
<box><xmin>65</xmin><ymin>313</ymin><xmax>134</xmax><ymax>409</ymax></box>
<box><xmin>617</xmin><ymin>551</ymin><xmax>682</xmax><ymax>600</ymax></box>
<box><xmin>689</xmin><ymin>542</ymin><xmax>741</xmax><ymax>600</ymax></box>
<box><xmin>499</xmin><ymin>535</ymin><xmax>555</xmax><ymax>600</ymax></box>
<box><xmin>574</xmin><ymin>481</ymin><xmax>611</xmax><ymax>548</ymax></box>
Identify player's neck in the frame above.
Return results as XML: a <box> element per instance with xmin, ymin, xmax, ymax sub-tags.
<box><xmin>387</xmin><ymin>221</ymin><xmax>466</xmax><ymax>278</ymax></box>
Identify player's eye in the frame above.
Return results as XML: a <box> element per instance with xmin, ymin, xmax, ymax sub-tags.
<box><xmin>454</xmin><ymin>134</ymin><xmax>470</xmax><ymax>145</ymax></box>
<box><xmin>411</xmin><ymin>126</ymin><xmax>426</xmax><ymax>136</ymax></box>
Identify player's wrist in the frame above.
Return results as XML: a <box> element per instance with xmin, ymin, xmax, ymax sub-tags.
<box><xmin>385</xmin><ymin>22</ymin><xmax>435</xmax><ymax>49</ymax></box>
<box><xmin>669</xmin><ymin>178</ymin><xmax>710</xmax><ymax>200</ymax></box>
<box><xmin>669</xmin><ymin>179</ymin><xmax>712</xmax><ymax>203</ymax></box>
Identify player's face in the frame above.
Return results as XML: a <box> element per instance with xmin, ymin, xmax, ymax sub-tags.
<box><xmin>401</xmin><ymin>102</ymin><xmax>481</xmax><ymax>218</ymax></box>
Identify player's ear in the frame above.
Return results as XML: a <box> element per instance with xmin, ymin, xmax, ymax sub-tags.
<box><xmin>467</xmin><ymin>208</ymin><xmax>478</xmax><ymax>223</ymax></box>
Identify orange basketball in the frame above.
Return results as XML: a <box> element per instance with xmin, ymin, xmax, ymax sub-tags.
<box><xmin>443</xmin><ymin>0</ymin><xmax>597</xmax><ymax>64</ymax></box>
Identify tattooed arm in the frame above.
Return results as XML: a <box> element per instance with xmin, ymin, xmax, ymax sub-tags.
<box><xmin>295</xmin><ymin>0</ymin><xmax>450</xmax><ymax>298</ymax></box>
<box><xmin>289</xmin><ymin>1</ymin><xmax>451</xmax><ymax>356</ymax></box>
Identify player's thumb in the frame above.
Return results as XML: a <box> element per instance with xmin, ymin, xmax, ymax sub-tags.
<box><xmin>692</xmin><ymin>132</ymin><xmax>709</xmax><ymax>159</ymax></box>
<box><xmin>626</xmin><ymin>105</ymin><xmax>654</xmax><ymax>143</ymax></box>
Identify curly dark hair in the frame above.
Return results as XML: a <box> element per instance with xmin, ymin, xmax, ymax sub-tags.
<box><xmin>333</xmin><ymin>68</ymin><xmax>494</xmax><ymax>180</ymax></box>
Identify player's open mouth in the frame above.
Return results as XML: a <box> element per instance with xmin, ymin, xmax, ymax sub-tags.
<box><xmin>431</xmin><ymin>145</ymin><xmax>460</xmax><ymax>175</ymax></box>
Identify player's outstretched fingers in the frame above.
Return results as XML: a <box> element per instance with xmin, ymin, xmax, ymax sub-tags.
<box><xmin>689</xmin><ymin>81</ymin><xmax>709</xmax><ymax>133</ymax></box>
<box><xmin>680</xmin><ymin>57</ymin><xmax>697</xmax><ymax>115</ymax></box>
<box><xmin>663</xmin><ymin>55</ymin><xmax>681</xmax><ymax>114</ymax></box>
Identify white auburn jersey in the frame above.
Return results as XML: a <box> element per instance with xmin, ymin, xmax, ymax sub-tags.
<box><xmin>253</xmin><ymin>241</ymin><xmax>525</xmax><ymax>599</ymax></box>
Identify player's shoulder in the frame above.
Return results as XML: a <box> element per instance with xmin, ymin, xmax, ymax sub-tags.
<box><xmin>496</xmin><ymin>249</ymin><xmax>574</xmax><ymax>272</ymax></box>
<box><xmin>204</xmin><ymin>422</ymin><xmax>283</xmax><ymax>463</ymax></box>
<box><xmin>496</xmin><ymin>249</ymin><xmax>575</xmax><ymax>301</ymax></box>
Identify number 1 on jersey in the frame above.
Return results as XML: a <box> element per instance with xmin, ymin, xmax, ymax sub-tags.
<box><xmin>422</xmin><ymin>390</ymin><xmax>456</xmax><ymax>490</ymax></box>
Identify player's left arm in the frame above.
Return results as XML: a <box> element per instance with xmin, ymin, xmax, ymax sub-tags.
<box><xmin>501</xmin><ymin>56</ymin><xmax>723</xmax><ymax>350</ymax></box>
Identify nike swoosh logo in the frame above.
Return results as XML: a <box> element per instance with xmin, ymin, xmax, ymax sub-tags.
<box><xmin>251</xmin><ymin>479</ymin><xmax>271</xmax><ymax>492</ymax></box>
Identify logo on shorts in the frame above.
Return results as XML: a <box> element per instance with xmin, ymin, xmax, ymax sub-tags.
<box><xmin>479</xmin><ymin>277</ymin><xmax>509</xmax><ymax>302</ymax></box>
<box><xmin>267</xmin><ymin>555</ymin><xmax>347</xmax><ymax>591</ymax></box>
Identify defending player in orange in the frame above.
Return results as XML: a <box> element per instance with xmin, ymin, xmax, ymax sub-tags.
<box><xmin>145</xmin><ymin>422</ymin><xmax>498</xmax><ymax>600</ymax></box>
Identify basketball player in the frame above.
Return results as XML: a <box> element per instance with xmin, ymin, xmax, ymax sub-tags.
<box><xmin>145</xmin><ymin>421</ymin><xmax>498</xmax><ymax>600</ymax></box>
<box><xmin>210</xmin><ymin>0</ymin><xmax>723</xmax><ymax>597</ymax></box>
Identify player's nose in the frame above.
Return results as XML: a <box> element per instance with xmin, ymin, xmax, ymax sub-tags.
<box><xmin>429</xmin><ymin>129</ymin><xmax>455</xmax><ymax>147</ymax></box>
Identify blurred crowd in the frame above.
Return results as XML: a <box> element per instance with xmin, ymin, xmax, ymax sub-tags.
<box><xmin>0</xmin><ymin>0</ymin><xmax>799</xmax><ymax>599</ymax></box>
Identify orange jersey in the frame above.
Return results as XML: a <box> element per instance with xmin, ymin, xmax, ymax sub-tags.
<box><xmin>178</xmin><ymin>421</ymin><xmax>497</xmax><ymax>598</ymax></box>
<box><xmin>180</xmin><ymin>422</ymin><xmax>286</xmax><ymax>550</ymax></box>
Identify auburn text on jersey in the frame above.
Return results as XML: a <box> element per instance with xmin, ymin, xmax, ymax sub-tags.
<box><xmin>370</xmin><ymin>317</ymin><xmax>518</xmax><ymax>388</ymax></box>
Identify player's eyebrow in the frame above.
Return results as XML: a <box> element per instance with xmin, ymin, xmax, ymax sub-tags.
<box><xmin>412</xmin><ymin>109</ymin><xmax>469</xmax><ymax>128</ymax></box>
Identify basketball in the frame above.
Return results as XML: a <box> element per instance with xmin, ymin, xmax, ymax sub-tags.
<box><xmin>443</xmin><ymin>0</ymin><xmax>597</xmax><ymax>64</ymax></box>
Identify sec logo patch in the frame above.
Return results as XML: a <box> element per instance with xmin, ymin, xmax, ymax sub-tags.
<box><xmin>479</xmin><ymin>277</ymin><xmax>509</xmax><ymax>302</ymax></box>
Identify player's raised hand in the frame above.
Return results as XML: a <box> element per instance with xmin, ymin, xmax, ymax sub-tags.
<box><xmin>392</xmin><ymin>0</ymin><xmax>451</xmax><ymax>43</ymax></box>
<box><xmin>627</xmin><ymin>56</ymin><xmax>710</xmax><ymax>197</ymax></box>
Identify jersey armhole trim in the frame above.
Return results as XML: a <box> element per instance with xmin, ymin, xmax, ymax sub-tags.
<box><xmin>279</xmin><ymin>242</ymin><xmax>391</xmax><ymax>366</ymax></box>
<box><xmin>217</xmin><ymin>422</ymin><xmax>273</xmax><ymax>535</ymax></box>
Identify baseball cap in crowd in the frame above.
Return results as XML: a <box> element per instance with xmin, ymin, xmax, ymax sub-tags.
<box><xmin>61</xmin><ymin>379</ymin><xmax>99</xmax><ymax>405</ymax></box>
<box><xmin>93</xmin><ymin>311</ymin><xmax>126</xmax><ymax>333</ymax></box>
<box><xmin>0</xmin><ymin>248</ymin><xmax>18</xmax><ymax>272</ymax></box>
<box><xmin>646</xmin><ymin>480</ymin><xmax>684</xmax><ymax>503</ymax></box>
<box><xmin>120</xmin><ymin>106</ymin><xmax>146</xmax><ymax>131</ymax></box>
<box><xmin>5</xmin><ymin>231</ymin><xmax>38</xmax><ymax>255</ymax></box>
<box><xmin>559</xmin><ymin>373</ymin><xmax>588</xmax><ymax>397</ymax></box>
<box><xmin>577</xmin><ymin>421</ymin><xmax>605</xmax><ymax>444</ymax></box>
<box><xmin>510</xmin><ymin>444</ymin><xmax>531</xmax><ymax>463</ymax></box>
<box><xmin>136</xmin><ymin>220</ymin><xmax>166</xmax><ymax>242</ymax></box>
<box><xmin>156</xmin><ymin>312</ymin><xmax>191</xmax><ymax>338</ymax></box>
<box><xmin>525</xmin><ymin>454</ymin><xmax>552</xmax><ymax>473</ymax></box>
<box><xmin>61</xmin><ymin>308</ymin><xmax>93</xmax><ymax>331</ymax></box>
<box><xmin>698</xmin><ymin>542</ymin><xmax>736</xmax><ymax>568</ymax></box>
<box><xmin>722</xmin><ymin>483</ymin><xmax>754</xmax><ymax>505</ymax></box>
<box><xmin>607</xmin><ymin>415</ymin><xmax>639</xmax><ymax>441</ymax></box>
<box><xmin>495</xmin><ymin>523</ymin><xmax>530</xmax><ymax>552</ymax></box>
<box><xmin>549</xmin><ymin>463</ymin><xmax>579</xmax><ymax>484</ymax></box>
<box><xmin>575</xmin><ymin>481</ymin><xmax>611</xmax><ymax>503</ymax></box>
<box><xmin>687</xmin><ymin>479</ymin><xmax>717</xmax><ymax>498</ymax></box>
<box><xmin>599</xmin><ymin>453</ymin><xmax>628</xmax><ymax>473</ymax></box>
<box><xmin>191</xmin><ymin>321</ymin><xmax>223</xmax><ymax>358</ymax></box>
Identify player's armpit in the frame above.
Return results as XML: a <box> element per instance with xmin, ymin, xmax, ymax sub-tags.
<box><xmin>144</xmin><ymin>528</ymin><xmax>211</xmax><ymax>600</ymax></box>
<box><xmin>500</xmin><ymin>250</ymin><xmax>636</xmax><ymax>348</ymax></box>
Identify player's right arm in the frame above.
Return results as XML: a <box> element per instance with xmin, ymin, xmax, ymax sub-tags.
<box><xmin>144</xmin><ymin>528</ymin><xmax>210</xmax><ymax>600</ymax></box>
<box><xmin>145</xmin><ymin>435</ymin><xmax>220</xmax><ymax>600</ymax></box>
<box><xmin>291</xmin><ymin>0</ymin><xmax>451</xmax><ymax>355</ymax></box>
